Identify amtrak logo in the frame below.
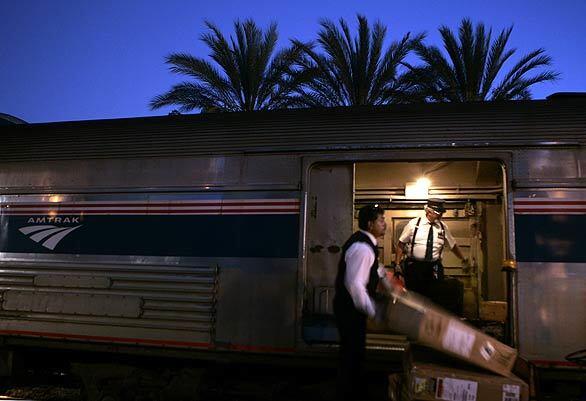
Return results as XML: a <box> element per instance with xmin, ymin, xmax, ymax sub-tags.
<box><xmin>19</xmin><ymin>224</ymin><xmax>82</xmax><ymax>250</ymax></box>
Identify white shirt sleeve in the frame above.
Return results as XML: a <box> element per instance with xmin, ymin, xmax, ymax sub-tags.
<box><xmin>344</xmin><ymin>242</ymin><xmax>376</xmax><ymax>318</ymax></box>
<box><xmin>399</xmin><ymin>218</ymin><xmax>416</xmax><ymax>244</ymax></box>
<box><xmin>443</xmin><ymin>222</ymin><xmax>457</xmax><ymax>249</ymax></box>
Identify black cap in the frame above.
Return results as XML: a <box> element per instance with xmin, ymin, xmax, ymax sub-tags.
<box><xmin>426</xmin><ymin>198</ymin><xmax>446</xmax><ymax>213</ymax></box>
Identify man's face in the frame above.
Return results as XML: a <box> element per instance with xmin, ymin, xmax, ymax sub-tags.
<box><xmin>367</xmin><ymin>214</ymin><xmax>387</xmax><ymax>238</ymax></box>
<box><xmin>425</xmin><ymin>207</ymin><xmax>443</xmax><ymax>223</ymax></box>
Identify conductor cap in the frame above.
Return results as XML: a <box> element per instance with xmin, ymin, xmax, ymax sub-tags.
<box><xmin>426</xmin><ymin>198</ymin><xmax>446</xmax><ymax>214</ymax></box>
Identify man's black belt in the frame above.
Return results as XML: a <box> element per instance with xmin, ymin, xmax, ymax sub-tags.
<box><xmin>407</xmin><ymin>258</ymin><xmax>440</xmax><ymax>264</ymax></box>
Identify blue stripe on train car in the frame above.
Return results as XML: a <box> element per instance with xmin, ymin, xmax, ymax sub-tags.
<box><xmin>0</xmin><ymin>215</ymin><xmax>299</xmax><ymax>258</ymax></box>
<box><xmin>514</xmin><ymin>214</ymin><xmax>586</xmax><ymax>263</ymax></box>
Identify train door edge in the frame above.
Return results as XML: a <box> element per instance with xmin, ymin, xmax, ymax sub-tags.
<box><xmin>298</xmin><ymin>162</ymin><xmax>354</xmax><ymax>345</ymax></box>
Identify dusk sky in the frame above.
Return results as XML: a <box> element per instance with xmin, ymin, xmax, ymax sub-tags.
<box><xmin>1</xmin><ymin>1</ymin><xmax>585</xmax><ymax>123</ymax></box>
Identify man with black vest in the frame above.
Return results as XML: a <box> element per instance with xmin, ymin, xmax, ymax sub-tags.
<box><xmin>333</xmin><ymin>204</ymin><xmax>388</xmax><ymax>401</ymax></box>
<box><xmin>393</xmin><ymin>198</ymin><xmax>468</xmax><ymax>313</ymax></box>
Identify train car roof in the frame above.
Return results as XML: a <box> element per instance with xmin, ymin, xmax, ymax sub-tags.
<box><xmin>3</xmin><ymin>97</ymin><xmax>586</xmax><ymax>162</ymax></box>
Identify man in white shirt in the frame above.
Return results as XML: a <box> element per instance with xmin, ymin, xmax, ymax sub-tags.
<box><xmin>333</xmin><ymin>204</ymin><xmax>388</xmax><ymax>401</ymax></box>
<box><xmin>393</xmin><ymin>198</ymin><xmax>468</xmax><ymax>311</ymax></box>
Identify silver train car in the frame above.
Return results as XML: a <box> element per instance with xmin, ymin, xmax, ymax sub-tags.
<box><xmin>0</xmin><ymin>95</ymin><xmax>584</xmax><ymax>383</ymax></box>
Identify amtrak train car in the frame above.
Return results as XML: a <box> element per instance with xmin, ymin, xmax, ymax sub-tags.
<box><xmin>0</xmin><ymin>95</ymin><xmax>584</xmax><ymax>392</ymax></box>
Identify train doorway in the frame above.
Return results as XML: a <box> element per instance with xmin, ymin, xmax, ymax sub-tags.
<box><xmin>302</xmin><ymin>159</ymin><xmax>508</xmax><ymax>347</ymax></box>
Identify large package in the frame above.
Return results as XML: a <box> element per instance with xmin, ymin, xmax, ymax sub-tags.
<box><xmin>393</xmin><ymin>357</ymin><xmax>529</xmax><ymax>401</ymax></box>
<box><xmin>380</xmin><ymin>281</ymin><xmax>517</xmax><ymax>377</ymax></box>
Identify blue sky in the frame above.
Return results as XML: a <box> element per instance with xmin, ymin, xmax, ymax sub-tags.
<box><xmin>1</xmin><ymin>0</ymin><xmax>585</xmax><ymax>123</ymax></box>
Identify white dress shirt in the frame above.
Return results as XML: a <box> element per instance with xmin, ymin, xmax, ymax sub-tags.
<box><xmin>399</xmin><ymin>216</ymin><xmax>457</xmax><ymax>261</ymax></box>
<box><xmin>344</xmin><ymin>230</ymin><xmax>385</xmax><ymax>318</ymax></box>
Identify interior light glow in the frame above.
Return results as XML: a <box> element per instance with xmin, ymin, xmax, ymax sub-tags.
<box><xmin>405</xmin><ymin>177</ymin><xmax>430</xmax><ymax>199</ymax></box>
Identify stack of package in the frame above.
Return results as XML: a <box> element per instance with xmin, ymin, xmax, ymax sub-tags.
<box><xmin>390</xmin><ymin>356</ymin><xmax>529</xmax><ymax>401</ymax></box>
<box><xmin>379</xmin><ymin>277</ymin><xmax>528</xmax><ymax>401</ymax></box>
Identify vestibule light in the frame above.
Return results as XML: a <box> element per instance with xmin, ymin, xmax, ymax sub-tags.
<box><xmin>405</xmin><ymin>177</ymin><xmax>430</xmax><ymax>199</ymax></box>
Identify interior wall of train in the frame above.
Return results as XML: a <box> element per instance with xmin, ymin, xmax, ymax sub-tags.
<box><xmin>303</xmin><ymin>159</ymin><xmax>506</xmax><ymax>342</ymax></box>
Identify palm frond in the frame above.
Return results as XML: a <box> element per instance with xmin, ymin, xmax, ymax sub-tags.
<box><xmin>151</xmin><ymin>19</ymin><xmax>302</xmax><ymax>113</ymax></box>
<box><xmin>495</xmin><ymin>49</ymin><xmax>557</xmax><ymax>93</ymax></box>
<box><xmin>164</xmin><ymin>53</ymin><xmax>237</xmax><ymax>106</ymax></box>
<box><xmin>438</xmin><ymin>24</ymin><xmax>465</xmax><ymax>99</ymax></box>
<box><xmin>416</xmin><ymin>18</ymin><xmax>559</xmax><ymax>102</ymax></box>
<box><xmin>295</xmin><ymin>14</ymin><xmax>421</xmax><ymax>106</ymax></box>
<box><xmin>481</xmin><ymin>26</ymin><xmax>513</xmax><ymax>98</ymax></box>
<box><xmin>150</xmin><ymin>82</ymin><xmax>231</xmax><ymax>112</ymax></box>
<box><xmin>202</xmin><ymin>21</ymin><xmax>242</xmax><ymax>101</ymax></box>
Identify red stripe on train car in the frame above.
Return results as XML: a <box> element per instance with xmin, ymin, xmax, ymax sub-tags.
<box><xmin>514</xmin><ymin>208</ymin><xmax>586</xmax><ymax>213</ymax></box>
<box><xmin>515</xmin><ymin>200</ymin><xmax>586</xmax><ymax>205</ymax></box>
<box><xmin>213</xmin><ymin>343</ymin><xmax>296</xmax><ymax>353</ymax></box>
<box><xmin>1</xmin><ymin>201</ymin><xmax>300</xmax><ymax>208</ymax></box>
<box><xmin>0</xmin><ymin>329</ymin><xmax>295</xmax><ymax>353</ymax></box>
<box><xmin>0</xmin><ymin>208</ymin><xmax>300</xmax><ymax>214</ymax></box>
<box><xmin>530</xmin><ymin>359</ymin><xmax>581</xmax><ymax>368</ymax></box>
<box><xmin>0</xmin><ymin>329</ymin><xmax>211</xmax><ymax>348</ymax></box>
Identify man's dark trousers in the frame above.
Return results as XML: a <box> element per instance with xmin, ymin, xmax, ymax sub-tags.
<box><xmin>334</xmin><ymin>296</ymin><xmax>366</xmax><ymax>401</ymax></box>
<box><xmin>404</xmin><ymin>259</ymin><xmax>463</xmax><ymax>315</ymax></box>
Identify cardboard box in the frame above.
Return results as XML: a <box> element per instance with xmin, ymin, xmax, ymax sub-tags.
<box><xmin>396</xmin><ymin>358</ymin><xmax>529</xmax><ymax>401</ymax></box>
<box><xmin>479</xmin><ymin>301</ymin><xmax>507</xmax><ymax>322</ymax></box>
<box><xmin>384</xmin><ymin>289</ymin><xmax>517</xmax><ymax>377</ymax></box>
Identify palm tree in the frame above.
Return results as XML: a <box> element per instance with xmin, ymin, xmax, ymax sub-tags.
<box><xmin>410</xmin><ymin>18</ymin><xmax>559</xmax><ymax>102</ymax></box>
<box><xmin>293</xmin><ymin>15</ymin><xmax>424</xmax><ymax>107</ymax></box>
<box><xmin>150</xmin><ymin>20</ymin><xmax>305</xmax><ymax>113</ymax></box>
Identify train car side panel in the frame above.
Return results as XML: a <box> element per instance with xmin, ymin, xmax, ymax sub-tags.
<box><xmin>0</xmin><ymin>191</ymin><xmax>301</xmax><ymax>352</ymax></box>
<box><xmin>514</xmin><ymin>191</ymin><xmax>586</xmax><ymax>362</ymax></box>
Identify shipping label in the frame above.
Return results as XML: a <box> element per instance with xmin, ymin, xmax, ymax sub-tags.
<box><xmin>442</xmin><ymin>321</ymin><xmax>475</xmax><ymax>358</ymax></box>
<box><xmin>502</xmin><ymin>384</ymin><xmax>520</xmax><ymax>401</ymax></box>
<box><xmin>436</xmin><ymin>377</ymin><xmax>478</xmax><ymax>401</ymax></box>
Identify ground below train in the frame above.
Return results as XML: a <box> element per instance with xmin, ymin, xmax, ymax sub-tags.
<box><xmin>0</xmin><ymin>362</ymin><xmax>584</xmax><ymax>401</ymax></box>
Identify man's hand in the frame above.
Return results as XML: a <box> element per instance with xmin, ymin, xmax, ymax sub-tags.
<box><xmin>390</xmin><ymin>261</ymin><xmax>402</xmax><ymax>274</ymax></box>
<box><xmin>392</xmin><ymin>273</ymin><xmax>405</xmax><ymax>289</ymax></box>
<box><xmin>385</xmin><ymin>268</ymin><xmax>405</xmax><ymax>290</ymax></box>
<box><xmin>461</xmin><ymin>258</ymin><xmax>470</xmax><ymax>270</ymax></box>
<box><xmin>389</xmin><ymin>261</ymin><xmax>405</xmax><ymax>288</ymax></box>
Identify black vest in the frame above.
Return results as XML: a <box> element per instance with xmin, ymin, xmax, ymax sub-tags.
<box><xmin>334</xmin><ymin>231</ymin><xmax>380</xmax><ymax>314</ymax></box>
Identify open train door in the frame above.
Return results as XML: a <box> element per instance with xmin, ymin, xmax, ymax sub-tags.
<box><xmin>301</xmin><ymin>162</ymin><xmax>408</xmax><ymax>357</ymax></box>
<box><xmin>302</xmin><ymin>163</ymin><xmax>353</xmax><ymax>343</ymax></box>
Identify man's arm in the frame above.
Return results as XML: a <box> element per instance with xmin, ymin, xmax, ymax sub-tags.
<box><xmin>344</xmin><ymin>243</ymin><xmax>376</xmax><ymax>318</ymax></box>
<box><xmin>451</xmin><ymin>244</ymin><xmax>469</xmax><ymax>266</ymax></box>
<box><xmin>451</xmin><ymin>244</ymin><xmax>464</xmax><ymax>260</ymax></box>
<box><xmin>444</xmin><ymin>224</ymin><xmax>469</xmax><ymax>266</ymax></box>
<box><xmin>394</xmin><ymin>241</ymin><xmax>405</xmax><ymax>267</ymax></box>
<box><xmin>395</xmin><ymin>220</ymin><xmax>414</xmax><ymax>267</ymax></box>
